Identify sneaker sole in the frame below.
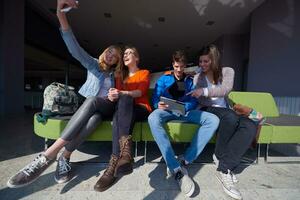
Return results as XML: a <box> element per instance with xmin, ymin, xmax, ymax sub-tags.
<box><xmin>215</xmin><ymin>174</ymin><xmax>242</xmax><ymax>200</ymax></box>
<box><xmin>7</xmin><ymin>175</ymin><xmax>41</xmax><ymax>189</ymax></box>
<box><xmin>185</xmin><ymin>181</ymin><xmax>195</xmax><ymax>197</ymax></box>
<box><xmin>54</xmin><ymin>175</ymin><xmax>72</xmax><ymax>184</ymax></box>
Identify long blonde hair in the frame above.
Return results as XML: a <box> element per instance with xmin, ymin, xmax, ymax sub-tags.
<box><xmin>199</xmin><ymin>44</ymin><xmax>222</xmax><ymax>84</ymax></box>
<box><xmin>98</xmin><ymin>45</ymin><xmax>123</xmax><ymax>73</ymax></box>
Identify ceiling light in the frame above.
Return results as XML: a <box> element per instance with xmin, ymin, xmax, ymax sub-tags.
<box><xmin>158</xmin><ymin>17</ymin><xmax>165</xmax><ymax>22</ymax></box>
<box><xmin>206</xmin><ymin>21</ymin><xmax>215</xmax><ymax>26</ymax></box>
<box><xmin>104</xmin><ymin>13</ymin><xmax>112</xmax><ymax>18</ymax></box>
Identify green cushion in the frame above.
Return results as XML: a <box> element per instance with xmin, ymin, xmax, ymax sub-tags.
<box><xmin>34</xmin><ymin>114</ymin><xmax>141</xmax><ymax>141</ymax></box>
<box><xmin>266</xmin><ymin>115</ymin><xmax>300</xmax><ymax>143</ymax></box>
<box><xmin>271</xmin><ymin>126</ymin><xmax>300</xmax><ymax>143</ymax></box>
<box><xmin>141</xmin><ymin>121</ymin><xmax>216</xmax><ymax>143</ymax></box>
<box><xmin>229</xmin><ymin>92</ymin><xmax>279</xmax><ymax>117</ymax></box>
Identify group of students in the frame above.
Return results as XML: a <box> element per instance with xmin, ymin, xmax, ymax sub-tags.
<box><xmin>7</xmin><ymin>0</ymin><xmax>258</xmax><ymax>199</ymax></box>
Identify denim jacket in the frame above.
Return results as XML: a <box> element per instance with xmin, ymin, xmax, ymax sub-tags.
<box><xmin>60</xmin><ymin>29</ymin><xmax>114</xmax><ymax>97</ymax></box>
<box><xmin>152</xmin><ymin>73</ymin><xmax>198</xmax><ymax>112</ymax></box>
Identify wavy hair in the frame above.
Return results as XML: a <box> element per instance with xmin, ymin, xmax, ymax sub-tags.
<box><xmin>98</xmin><ymin>45</ymin><xmax>123</xmax><ymax>73</ymax></box>
<box><xmin>199</xmin><ymin>44</ymin><xmax>223</xmax><ymax>84</ymax></box>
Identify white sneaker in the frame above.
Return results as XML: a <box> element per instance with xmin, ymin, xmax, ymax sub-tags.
<box><xmin>216</xmin><ymin>170</ymin><xmax>242</xmax><ymax>200</ymax></box>
<box><xmin>174</xmin><ymin>167</ymin><xmax>195</xmax><ymax>197</ymax></box>
<box><xmin>213</xmin><ymin>154</ymin><xmax>238</xmax><ymax>183</ymax></box>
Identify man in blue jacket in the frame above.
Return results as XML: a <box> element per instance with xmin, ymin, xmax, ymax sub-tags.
<box><xmin>148</xmin><ymin>50</ymin><xmax>219</xmax><ymax>197</ymax></box>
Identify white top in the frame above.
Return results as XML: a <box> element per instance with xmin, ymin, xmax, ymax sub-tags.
<box><xmin>199</xmin><ymin>76</ymin><xmax>227</xmax><ymax>108</ymax></box>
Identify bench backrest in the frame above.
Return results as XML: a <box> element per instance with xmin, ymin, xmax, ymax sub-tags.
<box><xmin>229</xmin><ymin>91</ymin><xmax>279</xmax><ymax>117</ymax></box>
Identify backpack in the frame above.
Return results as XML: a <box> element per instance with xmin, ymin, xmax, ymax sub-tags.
<box><xmin>36</xmin><ymin>82</ymin><xmax>79</xmax><ymax>123</ymax></box>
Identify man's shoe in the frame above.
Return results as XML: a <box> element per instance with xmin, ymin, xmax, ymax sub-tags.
<box><xmin>216</xmin><ymin>170</ymin><xmax>242</xmax><ymax>200</ymax></box>
<box><xmin>174</xmin><ymin>167</ymin><xmax>195</xmax><ymax>197</ymax></box>
<box><xmin>94</xmin><ymin>154</ymin><xmax>118</xmax><ymax>192</ymax></box>
<box><xmin>7</xmin><ymin>153</ymin><xmax>55</xmax><ymax>188</ymax></box>
<box><xmin>213</xmin><ymin>154</ymin><xmax>238</xmax><ymax>183</ymax></box>
<box><xmin>54</xmin><ymin>155</ymin><xmax>72</xmax><ymax>183</ymax></box>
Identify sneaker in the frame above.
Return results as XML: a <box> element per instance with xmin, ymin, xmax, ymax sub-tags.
<box><xmin>166</xmin><ymin>155</ymin><xmax>187</xmax><ymax>178</ymax></box>
<box><xmin>216</xmin><ymin>170</ymin><xmax>242</xmax><ymax>200</ymax></box>
<box><xmin>7</xmin><ymin>153</ymin><xmax>55</xmax><ymax>188</ymax></box>
<box><xmin>213</xmin><ymin>154</ymin><xmax>238</xmax><ymax>183</ymax></box>
<box><xmin>54</xmin><ymin>155</ymin><xmax>72</xmax><ymax>183</ymax></box>
<box><xmin>174</xmin><ymin>167</ymin><xmax>195</xmax><ymax>197</ymax></box>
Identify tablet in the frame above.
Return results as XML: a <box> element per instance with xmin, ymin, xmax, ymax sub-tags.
<box><xmin>160</xmin><ymin>96</ymin><xmax>186</xmax><ymax>115</ymax></box>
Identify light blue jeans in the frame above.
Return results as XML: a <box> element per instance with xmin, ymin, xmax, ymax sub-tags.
<box><xmin>148</xmin><ymin>109</ymin><xmax>219</xmax><ymax>172</ymax></box>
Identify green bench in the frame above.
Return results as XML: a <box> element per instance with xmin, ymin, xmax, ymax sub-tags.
<box><xmin>33</xmin><ymin>92</ymin><xmax>300</xmax><ymax>163</ymax></box>
<box><xmin>34</xmin><ymin>115</ymin><xmax>142</xmax><ymax>157</ymax></box>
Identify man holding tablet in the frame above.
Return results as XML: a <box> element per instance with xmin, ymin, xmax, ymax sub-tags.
<box><xmin>148</xmin><ymin>50</ymin><xmax>220</xmax><ymax>197</ymax></box>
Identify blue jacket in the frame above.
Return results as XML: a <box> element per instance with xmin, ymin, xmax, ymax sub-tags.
<box><xmin>60</xmin><ymin>29</ymin><xmax>114</xmax><ymax>97</ymax></box>
<box><xmin>152</xmin><ymin>73</ymin><xmax>198</xmax><ymax>112</ymax></box>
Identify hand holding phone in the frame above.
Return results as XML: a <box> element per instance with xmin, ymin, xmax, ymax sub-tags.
<box><xmin>60</xmin><ymin>0</ymin><xmax>79</xmax><ymax>12</ymax></box>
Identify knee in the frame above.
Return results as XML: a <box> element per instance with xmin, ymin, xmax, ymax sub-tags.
<box><xmin>84</xmin><ymin>96</ymin><xmax>98</xmax><ymax>106</ymax></box>
<box><xmin>221</xmin><ymin>110</ymin><xmax>239</xmax><ymax>126</ymax></box>
<box><xmin>148</xmin><ymin>110</ymin><xmax>162</xmax><ymax>126</ymax></box>
<box><xmin>118</xmin><ymin>94</ymin><xmax>134</xmax><ymax>106</ymax></box>
<box><xmin>206</xmin><ymin>113</ymin><xmax>220</xmax><ymax>129</ymax></box>
<box><xmin>89</xmin><ymin>113</ymin><xmax>102</xmax><ymax>124</ymax></box>
<box><xmin>243</xmin><ymin>119</ymin><xmax>258</xmax><ymax>137</ymax></box>
<box><xmin>119</xmin><ymin>94</ymin><xmax>133</xmax><ymax>102</ymax></box>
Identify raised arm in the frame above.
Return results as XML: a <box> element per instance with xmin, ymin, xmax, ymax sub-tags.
<box><xmin>56</xmin><ymin>0</ymin><xmax>98</xmax><ymax>71</ymax></box>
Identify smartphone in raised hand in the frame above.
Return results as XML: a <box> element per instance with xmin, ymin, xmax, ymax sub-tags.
<box><xmin>60</xmin><ymin>1</ymin><xmax>79</xmax><ymax>12</ymax></box>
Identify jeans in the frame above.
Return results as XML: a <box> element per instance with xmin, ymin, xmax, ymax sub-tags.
<box><xmin>148</xmin><ymin>109</ymin><xmax>219</xmax><ymax>172</ymax></box>
<box><xmin>202</xmin><ymin>107</ymin><xmax>257</xmax><ymax>172</ymax></box>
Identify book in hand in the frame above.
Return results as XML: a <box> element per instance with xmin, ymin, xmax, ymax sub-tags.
<box><xmin>160</xmin><ymin>96</ymin><xmax>186</xmax><ymax>116</ymax></box>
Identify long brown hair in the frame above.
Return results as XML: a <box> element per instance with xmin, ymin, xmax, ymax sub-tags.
<box><xmin>199</xmin><ymin>44</ymin><xmax>223</xmax><ymax>84</ymax></box>
<box><xmin>98</xmin><ymin>45</ymin><xmax>123</xmax><ymax>72</ymax></box>
<box><xmin>119</xmin><ymin>45</ymin><xmax>140</xmax><ymax>83</ymax></box>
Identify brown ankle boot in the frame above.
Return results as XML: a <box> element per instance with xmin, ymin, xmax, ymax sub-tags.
<box><xmin>114</xmin><ymin>135</ymin><xmax>133</xmax><ymax>177</ymax></box>
<box><xmin>94</xmin><ymin>154</ymin><xmax>118</xmax><ymax>192</ymax></box>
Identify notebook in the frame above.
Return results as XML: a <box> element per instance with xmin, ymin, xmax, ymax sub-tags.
<box><xmin>160</xmin><ymin>96</ymin><xmax>186</xmax><ymax>115</ymax></box>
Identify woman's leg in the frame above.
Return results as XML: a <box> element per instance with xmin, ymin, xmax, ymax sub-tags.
<box><xmin>64</xmin><ymin>112</ymin><xmax>103</xmax><ymax>155</ymax></box>
<box><xmin>112</xmin><ymin>95</ymin><xmax>135</xmax><ymax>156</ymax></box>
<box><xmin>95</xmin><ymin>95</ymin><xmax>136</xmax><ymax>192</ymax></box>
<box><xmin>45</xmin><ymin>97</ymin><xmax>115</xmax><ymax>159</ymax></box>
<box><xmin>7</xmin><ymin>97</ymin><xmax>115</xmax><ymax>188</ymax></box>
<box><xmin>203</xmin><ymin>107</ymin><xmax>239</xmax><ymax>171</ymax></box>
<box><xmin>221</xmin><ymin>116</ymin><xmax>257</xmax><ymax>171</ymax></box>
<box><xmin>54</xmin><ymin>113</ymin><xmax>103</xmax><ymax>183</ymax></box>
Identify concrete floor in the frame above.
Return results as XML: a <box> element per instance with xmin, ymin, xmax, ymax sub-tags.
<box><xmin>0</xmin><ymin>111</ymin><xmax>300</xmax><ymax>200</ymax></box>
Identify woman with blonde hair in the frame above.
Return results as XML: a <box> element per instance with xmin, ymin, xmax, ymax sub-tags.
<box><xmin>192</xmin><ymin>44</ymin><xmax>257</xmax><ymax>200</ymax></box>
<box><xmin>7</xmin><ymin>0</ymin><xmax>124</xmax><ymax>188</ymax></box>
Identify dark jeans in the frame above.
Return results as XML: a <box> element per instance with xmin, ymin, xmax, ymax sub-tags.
<box><xmin>202</xmin><ymin>107</ymin><xmax>257</xmax><ymax>172</ymax></box>
<box><xmin>112</xmin><ymin>95</ymin><xmax>150</xmax><ymax>156</ymax></box>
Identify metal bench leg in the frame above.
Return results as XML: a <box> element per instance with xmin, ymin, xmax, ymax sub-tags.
<box><xmin>264</xmin><ymin>144</ymin><xmax>269</xmax><ymax>163</ymax></box>
<box><xmin>144</xmin><ymin>141</ymin><xmax>147</xmax><ymax>164</ymax></box>
<box><xmin>44</xmin><ymin>138</ymin><xmax>48</xmax><ymax>150</ymax></box>
<box><xmin>256</xmin><ymin>144</ymin><xmax>260</xmax><ymax>164</ymax></box>
<box><xmin>135</xmin><ymin>141</ymin><xmax>138</xmax><ymax>158</ymax></box>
